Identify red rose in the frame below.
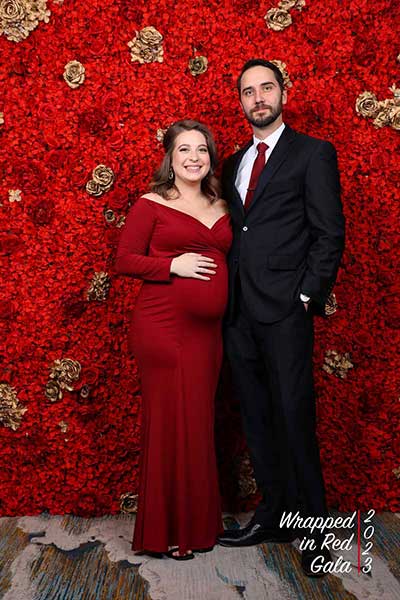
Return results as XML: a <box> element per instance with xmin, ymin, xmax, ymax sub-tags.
<box><xmin>106</xmin><ymin>187</ymin><xmax>129</xmax><ymax>212</ymax></box>
<box><xmin>45</xmin><ymin>150</ymin><xmax>69</xmax><ymax>171</ymax></box>
<box><xmin>12</xmin><ymin>160</ymin><xmax>46</xmax><ymax>193</ymax></box>
<box><xmin>62</xmin><ymin>292</ymin><xmax>88</xmax><ymax>318</ymax></box>
<box><xmin>101</xmin><ymin>92</ymin><xmax>122</xmax><ymax>115</ymax></box>
<box><xmin>305</xmin><ymin>22</ymin><xmax>325</xmax><ymax>43</ymax></box>
<box><xmin>0</xmin><ymin>233</ymin><xmax>24</xmax><ymax>254</ymax></box>
<box><xmin>0</xmin><ymin>299</ymin><xmax>17</xmax><ymax>320</ymax></box>
<box><xmin>87</xmin><ymin>36</ymin><xmax>108</xmax><ymax>57</ymax></box>
<box><xmin>26</xmin><ymin>198</ymin><xmax>55</xmax><ymax>226</ymax></box>
<box><xmin>79</xmin><ymin>109</ymin><xmax>108</xmax><ymax>136</ymax></box>
<box><xmin>352</xmin><ymin>36</ymin><xmax>378</xmax><ymax>67</ymax></box>
<box><xmin>107</xmin><ymin>130</ymin><xmax>125</xmax><ymax>151</ymax></box>
<box><xmin>118</xmin><ymin>1</ymin><xmax>143</xmax><ymax>21</ymax></box>
<box><xmin>82</xmin><ymin>367</ymin><xmax>102</xmax><ymax>386</ymax></box>
<box><xmin>104</xmin><ymin>228</ymin><xmax>121</xmax><ymax>247</ymax></box>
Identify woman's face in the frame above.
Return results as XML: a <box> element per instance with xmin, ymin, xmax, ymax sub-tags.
<box><xmin>171</xmin><ymin>130</ymin><xmax>211</xmax><ymax>187</ymax></box>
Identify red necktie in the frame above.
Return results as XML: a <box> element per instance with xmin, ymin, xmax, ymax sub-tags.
<box><xmin>244</xmin><ymin>142</ymin><xmax>268</xmax><ymax>211</ymax></box>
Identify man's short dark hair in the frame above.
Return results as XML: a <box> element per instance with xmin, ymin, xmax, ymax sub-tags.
<box><xmin>237</xmin><ymin>59</ymin><xmax>285</xmax><ymax>95</ymax></box>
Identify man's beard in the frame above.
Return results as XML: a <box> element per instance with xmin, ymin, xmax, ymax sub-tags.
<box><xmin>245</xmin><ymin>100</ymin><xmax>282</xmax><ymax>128</ymax></box>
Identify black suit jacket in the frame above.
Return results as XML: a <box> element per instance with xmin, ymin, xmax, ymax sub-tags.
<box><xmin>221</xmin><ymin>125</ymin><xmax>345</xmax><ymax>323</ymax></box>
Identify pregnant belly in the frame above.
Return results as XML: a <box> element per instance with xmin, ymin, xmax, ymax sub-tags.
<box><xmin>173</xmin><ymin>265</ymin><xmax>228</xmax><ymax>319</ymax></box>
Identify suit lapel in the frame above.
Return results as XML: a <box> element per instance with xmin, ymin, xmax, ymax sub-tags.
<box><xmin>248</xmin><ymin>125</ymin><xmax>297</xmax><ymax>213</ymax></box>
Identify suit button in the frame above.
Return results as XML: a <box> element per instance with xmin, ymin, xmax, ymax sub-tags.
<box><xmin>242</xmin><ymin>226</ymin><xmax>248</xmax><ymax>231</ymax></box>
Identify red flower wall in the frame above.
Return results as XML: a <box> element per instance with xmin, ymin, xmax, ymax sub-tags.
<box><xmin>0</xmin><ymin>0</ymin><xmax>399</xmax><ymax>516</ymax></box>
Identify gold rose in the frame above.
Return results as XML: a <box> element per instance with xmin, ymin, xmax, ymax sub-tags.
<box><xmin>86</xmin><ymin>271</ymin><xmax>111</xmax><ymax>302</ymax></box>
<box><xmin>86</xmin><ymin>180</ymin><xmax>104</xmax><ymax>197</ymax></box>
<box><xmin>0</xmin><ymin>0</ymin><xmax>51</xmax><ymax>43</ymax></box>
<box><xmin>92</xmin><ymin>165</ymin><xmax>114</xmax><ymax>192</ymax></box>
<box><xmin>356</xmin><ymin>87</ymin><xmax>400</xmax><ymax>130</ymax></box>
<box><xmin>189</xmin><ymin>56</ymin><xmax>208</xmax><ymax>77</ymax></box>
<box><xmin>0</xmin><ymin>383</ymin><xmax>27</xmax><ymax>430</ymax></box>
<box><xmin>270</xmin><ymin>60</ymin><xmax>293</xmax><ymax>88</ymax></box>
<box><xmin>63</xmin><ymin>60</ymin><xmax>85</xmax><ymax>89</ymax></box>
<box><xmin>86</xmin><ymin>165</ymin><xmax>115</xmax><ymax>197</ymax></box>
<box><xmin>322</xmin><ymin>350</ymin><xmax>354</xmax><ymax>379</ymax></box>
<box><xmin>128</xmin><ymin>26</ymin><xmax>164</xmax><ymax>64</ymax></box>
<box><xmin>265</xmin><ymin>1</ymin><xmax>305</xmax><ymax>31</ymax></box>
<box><xmin>120</xmin><ymin>492</ymin><xmax>138</xmax><ymax>514</ymax></box>
<box><xmin>324</xmin><ymin>292</ymin><xmax>338</xmax><ymax>317</ymax></box>
<box><xmin>49</xmin><ymin>358</ymin><xmax>82</xmax><ymax>390</ymax></box>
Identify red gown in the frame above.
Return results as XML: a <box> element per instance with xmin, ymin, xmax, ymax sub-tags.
<box><xmin>115</xmin><ymin>197</ymin><xmax>232</xmax><ymax>553</ymax></box>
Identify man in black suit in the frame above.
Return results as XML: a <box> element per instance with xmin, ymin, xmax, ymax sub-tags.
<box><xmin>218</xmin><ymin>59</ymin><xmax>345</xmax><ymax>577</ymax></box>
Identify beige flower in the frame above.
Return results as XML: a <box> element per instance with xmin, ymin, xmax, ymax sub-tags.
<box><xmin>49</xmin><ymin>358</ymin><xmax>82</xmax><ymax>391</ymax></box>
<box><xmin>79</xmin><ymin>384</ymin><xmax>90</xmax><ymax>400</ymax></box>
<box><xmin>63</xmin><ymin>60</ymin><xmax>85</xmax><ymax>89</ymax></box>
<box><xmin>388</xmin><ymin>83</ymin><xmax>400</xmax><ymax>100</ymax></box>
<box><xmin>87</xmin><ymin>271</ymin><xmax>111</xmax><ymax>302</ymax></box>
<box><xmin>264</xmin><ymin>8</ymin><xmax>292</xmax><ymax>31</ymax></box>
<box><xmin>270</xmin><ymin>60</ymin><xmax>292</xmax><ymax>88</ymax></box>
<box><xmin>0</xmin><ymin>383</ymin><xmax>27</xmax><ymax>430</ymax></box>
<box><xmin>0</xmin><ymin>111</ymin><xmax>4</xmax><ymax>126</ymax></box>
<box><xmin>128</xmin><ymin>26</ymin><xmax>164</xmax><ymax>64</ymax></box>
<box><xmin>323</xmin><ymin>350</ymin><xmax>354</xmax><ymax>379</ymax></box>
<box><xmin>156</xmin><ymin>128</ymin><xmax>167</xmax><ymax>143</ymax></box>
<box><xmin>373</xmin><ymin>109</ymin><xmax>391</xmax><ymax>128</ymax></box>
<box><xmin>139</xmin><ymin>25</ymin><xmax>163</xmax><ymax>47</ymax></box>
<box><xmin>86</xmin><ymin>180</ymin><xmax>103</xmax><ymax>197</ymax></box>
<box><xmin>129</xmin><ymin>40</ymin><xmax>163</xmax><ymax>64</ymax></box>
<box><xmin>235</xmin><ymin>452</ymin><xmax>257</xmax><ymax>498</ymax></box>
<box><xmin>189</xmin><ymin>56</ymin><xmax>208</xmax><ymax>76</ymax></box>
<box><xmin>355</xmin><ymin>91</ymin><xmax>380</xmax><ymax>119</ymax></box>
<box><xmin>0</xmin><ymin>0</ymin><xmax>51</xmax><ymax>43</ymax></box>
<box><xmin>278</xmin><ymin>0</ymin><xmax>298</xmax><ymax>9</ymax></box>
<box><xmin>103</xmin><ymin>208</ymin><xmax>116</xmax><ymax>224</ymax></box>
<box><xmin>8</xmin><ymin>189</ymin><xmax>22</xmax><ymax>202</ymax></box>
<box><xmin>58</xmin><ymin>420</ymin><xmax>68</xmax><ymax>433</ymax></box>
<box><xmin>45</xmin><ymin>380</ymin><xmax>62</xmax><ymax>402</ymax></box>
<box><xmin>324</xmin><ymin>292</ymin><xmax>338</xmax><ymax>316</ymax></box>
<box><xmin>120</xmin><ymin>492</ymin><xmax>138</xmax><ymax>514</ymax></box>
<box><xmin>92</xmin><ymin>164</ymin><xmax>114</xmax><ymax>192</ymax></box>
<box><xmin>388</xmin><ymin>105</ymin><xmax>400</xmax><ymax>130</ymax></box>
<box><xmin>0</xmin><ymin>0</ymin><xmax>26</xmax><ymax>24</ymax></box>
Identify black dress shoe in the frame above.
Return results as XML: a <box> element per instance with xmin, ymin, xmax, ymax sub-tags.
<box><xmin>301</xmin><ymin>547</ymin><xmax>332</xmax><ymax>578</ymax></box>
<box><xmin>217</xmin><ymin>522</ymin><xmax>297</xmax><ymax>547</ymax></box>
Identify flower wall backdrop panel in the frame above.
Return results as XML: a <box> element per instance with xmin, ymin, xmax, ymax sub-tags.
<box><xmin>0</xmin><ymin>0</ymin><xmax>399</xmax><ymax>516</ymax></box>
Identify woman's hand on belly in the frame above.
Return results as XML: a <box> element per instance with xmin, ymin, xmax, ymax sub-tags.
<box><xmin>170</xmin><ymin>253</ymin><xmax>218</xmax><ymax>280</ymax></box>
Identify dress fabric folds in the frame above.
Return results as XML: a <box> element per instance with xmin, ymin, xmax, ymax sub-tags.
<box><xmin>115</xmin><ymin>197</ymin><xmax>232</xmax><ymax>553</ymax></box>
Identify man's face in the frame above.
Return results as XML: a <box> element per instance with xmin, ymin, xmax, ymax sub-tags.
<box><xmin>239</xmin><ymin>66</ymin><xmax>287</xmax><ymax>129</ymax></box>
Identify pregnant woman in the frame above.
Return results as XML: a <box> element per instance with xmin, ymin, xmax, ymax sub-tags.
<box><xmin>115</xmin><ymin>120</ymin><xmax>232</xmax><ymax>560</ymax></box>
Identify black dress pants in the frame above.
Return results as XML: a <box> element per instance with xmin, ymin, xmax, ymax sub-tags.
<box><xmin>225</xmin><ymin>290</ymin><xmax>328</xmax><ymax>527</ymax></box>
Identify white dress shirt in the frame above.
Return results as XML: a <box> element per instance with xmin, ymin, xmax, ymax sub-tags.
<box><xmin>235</xmin><ymin>122</ymin><xmax>286</xmax><ymax>203</ymax></box>
<box><xmin>235</xmin><ymin>122</ymin><xmax>310</xmax><ymax>304</ymax></box>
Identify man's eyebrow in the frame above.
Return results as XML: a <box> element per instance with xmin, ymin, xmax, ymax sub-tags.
<box><xmin>242</xmin><ymin>81</ymin><xmax>276</xmax><ymax>93</ymax></box>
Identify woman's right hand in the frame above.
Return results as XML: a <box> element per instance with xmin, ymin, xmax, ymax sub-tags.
<box><xmin>170</xmin><ymin>253</ymin><xmax>218</xmax><ymax>280</ymax></box>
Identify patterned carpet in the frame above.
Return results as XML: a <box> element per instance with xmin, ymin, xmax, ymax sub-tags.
<box><xmin>0</xmin><ymin>512</ymin><xmax>399</xmax><ymax>599</ymax></box>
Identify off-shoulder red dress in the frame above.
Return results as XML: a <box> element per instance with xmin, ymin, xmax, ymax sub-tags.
<box><xmin>115</xmin><ymin>197</ymin><xmax>232</xmax><ymax>553</ymax></box>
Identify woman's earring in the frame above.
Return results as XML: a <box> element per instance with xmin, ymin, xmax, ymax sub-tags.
<box><xmin>168</xmin><ymin>167</ymin><xmax>174</xmax><ymax>181</ymax></box>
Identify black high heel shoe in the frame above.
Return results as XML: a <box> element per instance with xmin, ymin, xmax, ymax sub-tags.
<box><xmin>166</xmin><ymin>547</ymin><xmax>195</xmax><ymax>561</ymax></box>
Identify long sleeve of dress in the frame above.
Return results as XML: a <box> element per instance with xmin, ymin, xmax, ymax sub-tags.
<box><xmin>115</xmin><ymin>198</ymin><xmax>173</xmax><ymax>281</ymax></box>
